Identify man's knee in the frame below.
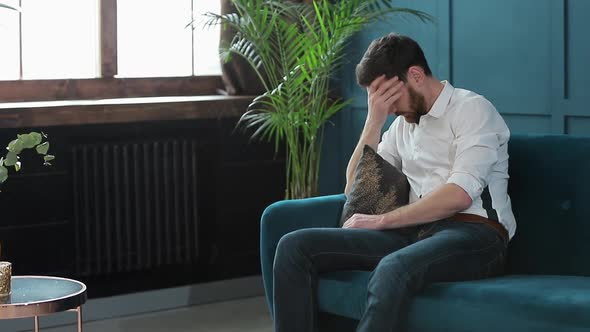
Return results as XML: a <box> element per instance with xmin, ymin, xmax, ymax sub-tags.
<box><xmin>369</xmin><ymin>253</ymin><xmax>426</xmax><ymax>293</ymax></box>
<box><xmin>274</xmin><ymin>229</ymin><xmax>314</xmax><ymax>270</ymax></box>
<box><xmin>373</xmin><ymin>254</ymin><xmax>407</xmax><ymax>279</ymax></box>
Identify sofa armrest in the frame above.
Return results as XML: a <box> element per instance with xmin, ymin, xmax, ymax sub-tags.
<box><xmin>260</xmin><ymin>194</ymin><xmax>347</xmax><ymax>318</ymax></box>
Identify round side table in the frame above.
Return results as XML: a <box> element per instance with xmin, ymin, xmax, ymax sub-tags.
<box><xmin>0</xmin><ymin>276</ymin><xmax>87</xmax><ymax>332</ymax></box>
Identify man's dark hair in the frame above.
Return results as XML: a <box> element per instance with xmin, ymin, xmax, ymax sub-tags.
<box><xmin>356</xmin><ymin>33</ymin><xmax>432</xmax><ymax>87</ymax></box>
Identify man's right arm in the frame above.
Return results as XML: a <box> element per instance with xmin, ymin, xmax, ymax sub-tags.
<box><xmin>344</xmin><ymin>118</ymin><xmax>383</xmax><ymax>194</ymax></box>
<box><xmin>345</xmin><ymin>75</ymin><xmax>404</xmax><ymax>194</ymax></box>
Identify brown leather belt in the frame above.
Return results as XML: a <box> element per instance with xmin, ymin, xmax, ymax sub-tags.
<box><xmin>452</xmin><ymin>213</ymin><xmax>508</xmax><ymax>243</ymax></box>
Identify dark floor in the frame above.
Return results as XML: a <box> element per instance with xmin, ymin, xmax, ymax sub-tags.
<box><xmin>42</xmin><ymin>296</ymin><xmax>273</xmax><ymax>332</ymax></box>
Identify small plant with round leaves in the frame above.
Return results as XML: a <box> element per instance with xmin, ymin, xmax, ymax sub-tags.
<box><xmin>0</xmin><ymin>132</ymin><xmax>54</xmax><ymax>189</ymax></box>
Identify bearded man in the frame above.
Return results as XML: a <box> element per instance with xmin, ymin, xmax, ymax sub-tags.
<box><xmin>272</xmin><ymin>33</ymin><xmax>516</xmax><ymax>332</ymax></box>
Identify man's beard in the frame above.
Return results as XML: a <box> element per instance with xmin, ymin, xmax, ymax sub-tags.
<box><xmin>405</xmin><ymin>86</ymin><xmax>428</xmax><ymax>124</ymax></box>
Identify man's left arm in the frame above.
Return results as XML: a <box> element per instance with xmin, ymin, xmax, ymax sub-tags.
<box><xmin>343</xmin><ymin>98</ymin><xmax>507</xmax><ymax>230</ymax></box>
<box><xmin>342</xmin><ymin>183</ymin><xmax>472</xmax><ymax>229</ymax></box>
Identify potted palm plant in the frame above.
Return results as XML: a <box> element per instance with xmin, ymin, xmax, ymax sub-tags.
<box><xmin>204</xmin><ymin>0</ymin><xmax>430</xmax><ymax>199</ymax></box>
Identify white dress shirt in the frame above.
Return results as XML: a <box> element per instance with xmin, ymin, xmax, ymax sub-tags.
<box><xmin>377</xmin><ymin>81</ymin><xmax>517</xmax><ymax>240</ymax></box>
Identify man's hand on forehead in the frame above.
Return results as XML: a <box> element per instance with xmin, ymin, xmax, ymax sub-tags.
<box><xmin>365</xmin><ymin>74</ymin><xmax>405</xmax><ymax>122</ymax></box>
<box><xmin>369</xmin><ymin>75</ymin><xmax>404</xmax><ymax>95</ymax></box>
<box><xmin>368</xmin><ymin>75</ymin><xmax>387</xmax><ymax>91</ymax></box>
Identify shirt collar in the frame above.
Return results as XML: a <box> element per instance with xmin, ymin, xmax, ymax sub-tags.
<box><xmin>426</xmin><ymin>81</ymin><xmax>454</xmax><ymax>119</ymax></box>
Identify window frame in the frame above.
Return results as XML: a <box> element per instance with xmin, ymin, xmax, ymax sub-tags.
<box><xmin>0</xmin><ymin>0</ymin><xmax>223</xmax><ymax>102</ymax></box>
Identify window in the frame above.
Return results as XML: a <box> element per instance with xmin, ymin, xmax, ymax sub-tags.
<box><xmin>0</xmin><ymin>0</ymin><xmax>221</xmax><ymax>81</ymax></box>
<box><xmin>0</xmin><ymin>0</ymin><xmax>20</xmax><ymax>80</ymax></box>
<box><xmin>117</xmin><ymin>0</ymin><xmax>192</xmax><ymax>77</ymax></box>
<box><xmin>117</xmin><ymin>0</ymin><xmax>221</xmax><ymax>77</ymax></box>
<box><xmin>0</xmin><ymin>0</ymin><xmax>99</xmax><ymax>80</ymax></box>
<box><xmin>192</xmin><ymin>0</ymin><xmax>221</xmax><ymax>75</ymax></box>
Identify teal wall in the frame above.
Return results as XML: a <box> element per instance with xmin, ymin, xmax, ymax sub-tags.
<box><xmin>320</xmin><ymin>0</ymin><xmax>589</xmax><ymax>195</ymax></box>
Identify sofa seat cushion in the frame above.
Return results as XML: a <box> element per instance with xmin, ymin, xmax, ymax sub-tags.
<box><xmin>318</xmin><ymin>272</ymin><xmax>590</xmax><ymax>331</ymax></box>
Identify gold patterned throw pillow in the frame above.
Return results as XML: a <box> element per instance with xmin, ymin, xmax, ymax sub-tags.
<box><xmin>340</xmin><ymin>145</ymin><xmax>409</xmax><ymax>227</ymax></box>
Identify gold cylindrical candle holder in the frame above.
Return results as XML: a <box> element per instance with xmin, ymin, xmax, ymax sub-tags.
<box><xmin>0</xmin><ymin>261</ymin><xmax>12</xmax><ymax>297</ymax></box>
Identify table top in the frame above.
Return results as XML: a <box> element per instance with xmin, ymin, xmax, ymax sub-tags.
<box><xmin>0</xmin><ymin>276</ymin><xmax>87</xmax><ymax>319</ymax></box>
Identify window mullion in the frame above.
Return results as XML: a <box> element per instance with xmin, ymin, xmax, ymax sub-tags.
<box><xmin>18</xmin><ymin>0</ymin><xmax>23</xmax><ymax>79</ymax></box>
<box><xmin>100</xmin><ymin>0</ymin><xmax>117</xmax><ymax>77</ymax></box>
<box><xmin>191</xmin><ymin>0</ymin><xmax>195</xmax><ymax>76</ymax></box>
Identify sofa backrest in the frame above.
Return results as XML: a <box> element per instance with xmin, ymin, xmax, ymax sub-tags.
<box><xmin>506</xmin><ymin>135</ymin><xmax>590</xmax><ymax>276</ymax></box>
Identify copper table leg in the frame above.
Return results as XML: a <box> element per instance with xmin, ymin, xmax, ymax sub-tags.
<box><xmin>68</xmin><ymin>306</ymin><xmax>83</xmax><ymax>332</ymax></box>
<box><xmin>76</xmin><ymin>306</ymin><xmax>82</xmax><ymax>332</ymax></box>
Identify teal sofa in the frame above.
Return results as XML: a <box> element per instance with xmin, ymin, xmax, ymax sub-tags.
<box><xmin>260</xmin><ymin>135</ymin><xmax>590</xmax><ymax>331</ymax></box>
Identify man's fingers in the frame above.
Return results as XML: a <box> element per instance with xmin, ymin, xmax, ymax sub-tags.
<box><xmin>369</xmin><ymin>75</ymin><xmax>386</xmax><ymax>92</ymax></box>
<box><xmin>384</xmin><ymin>79</ymin><xmax>404</xmax><ymax>97</ymax></box>
<box><xmin>370</xmin><ymin>75</ymin><xmax>397</xmax><ymax>95</ymax></box>
<box><xmin>373</xmin><ymin>76</ymin><xmax>399</xmax><ymax>97</ymax></box>
<box><xmin>378</xmin><ymin>80</ymin><xmax>404</xmax><ymax>105</ymax></box>
<box><xmin>372</xmin><ymin>80</ymin><xmax>403</xmax><ymax>110</ymax></box>
<box><xmin>343</xmin><ymin>214</ymin><xmax>360</xmax><ymax>228</ymax></box>
<box><xmin>342</xmin><ymin>217</ymin><xmax>352</xmax><ymax>228</ymax></box>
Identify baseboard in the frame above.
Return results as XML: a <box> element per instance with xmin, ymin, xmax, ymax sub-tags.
<box><xmin>1</xmin><ymin>275</ymin><xmax>266</xmax><ymax>332</ymax></box>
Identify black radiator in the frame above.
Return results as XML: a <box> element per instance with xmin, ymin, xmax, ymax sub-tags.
<box><xmin>71</xmin><ymin>139</ymin><xmax>200</xmax><ymax>276</ymax></box>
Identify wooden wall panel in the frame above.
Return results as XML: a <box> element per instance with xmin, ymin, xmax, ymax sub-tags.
<box><xmin>451</xmin><ymin>0</ymin><xmax>554</xmax><ymax>116</ymax></box>
<box><xmin>502</xmin><ymin>114</ymin><xmax>553</xmax><ymax>135</ymax></box>
<box><xmin>565</xmin><ymin>116</ymin><xmax>590</xmax><ymax>136</ymax></box>
<box><xmin>568</xmin><ymin>0</ymin><xmax>590</xmax><ymax>106</ymax></box>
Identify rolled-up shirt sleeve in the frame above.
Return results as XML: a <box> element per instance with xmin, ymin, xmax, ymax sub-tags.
<box><xmin>446</xmin><ymin>98</ymin><xmax>508</xmax><ymax>201</ymax></box>
<box><xmin>377</xmin><ymin>118</ymin><xmax>402</xmax><ymax>170</ymax></box>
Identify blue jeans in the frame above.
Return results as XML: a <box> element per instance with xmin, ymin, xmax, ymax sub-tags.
<box><xmin>272</xmin><ymin>218</ymin><xmax>508</xmax><ymax>332</ymax></box>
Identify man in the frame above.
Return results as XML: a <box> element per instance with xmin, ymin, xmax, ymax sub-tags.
<box><xmin>272</xmin><ymin>33</ymin><xmax>516</xmax><ymax>331</ymax></box>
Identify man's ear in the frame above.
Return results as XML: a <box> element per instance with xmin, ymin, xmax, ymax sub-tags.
<box><xmin>407</xmin><ymin>66</ymin><xmax>425</xmax><ymax>86</ymax></box>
